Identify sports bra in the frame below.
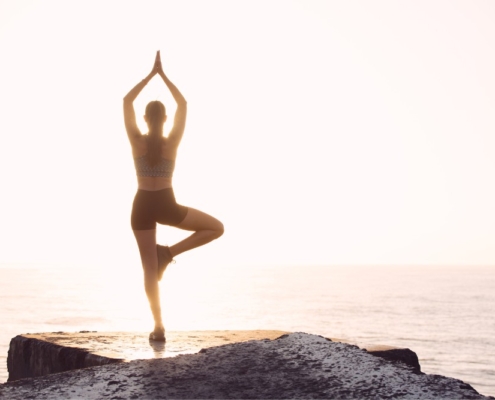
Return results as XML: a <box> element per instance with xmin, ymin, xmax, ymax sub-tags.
<box><xmin>134</xmin><ymin>154</ymin><xmax>175</xmax><ymax>178</ymax></box>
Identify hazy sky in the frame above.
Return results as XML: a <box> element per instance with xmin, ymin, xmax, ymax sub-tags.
<box><xmin>1</xmin><ymin>0</ymin><xmax>494</xmax><ymax>269</ymax></box>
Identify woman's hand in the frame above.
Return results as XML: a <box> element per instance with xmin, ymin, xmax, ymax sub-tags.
<box><xmin>151</xmin><ymin>50</ymin><xmax>164</xmax><ymax>77</ymax></box>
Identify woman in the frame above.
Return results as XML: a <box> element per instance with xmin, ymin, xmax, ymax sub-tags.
<box><xmin>123</xmin><ymin>51</ymin><xmax>224</xmax><ymax>341</ymax></box>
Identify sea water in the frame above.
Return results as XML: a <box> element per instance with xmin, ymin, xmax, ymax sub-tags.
<box><xmin>0</xmin><ymin>264</ymin><xmax>493</xmax><ymax>397</ymax></box>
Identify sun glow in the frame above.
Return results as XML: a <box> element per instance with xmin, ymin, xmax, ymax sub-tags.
<box><xmin>1</xmin><ymin>0</ymin><xmax>495</xmax><ymax>273</ymax></box>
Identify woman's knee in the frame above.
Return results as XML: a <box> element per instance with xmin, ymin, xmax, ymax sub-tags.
<box><xmin>143</xmin><ymin>272</ymin><xmax>160</xmax><ymax>296</ymax></box>
<box><xmin>213</xmin><ymin>221</ymin><xmax>224</xmax><ymax>239</ymax></box>
<box><xmin>141</xmin><ymin>257</ymin><xmax>159</xmax><ymax>282</ymax></box>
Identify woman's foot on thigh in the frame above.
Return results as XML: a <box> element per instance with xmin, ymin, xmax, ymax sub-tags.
<box><xmin>156</xmin><ymin>245</ymin><xmax>174</xmax><ymax>281</ymax></box>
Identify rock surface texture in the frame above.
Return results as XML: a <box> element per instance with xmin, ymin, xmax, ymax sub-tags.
<box><xmin>7</xmin><ymin>330</ymin><xmax>288</xmax><ymax>381</ymax></box>
<box><xmin>0</xmin><ymin>332</ymin><xmax>488</xmax><ymax>399</ymax></box>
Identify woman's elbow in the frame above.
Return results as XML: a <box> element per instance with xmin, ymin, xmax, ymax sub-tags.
<box><xmin>215</xmin><ymin>221</ymin><xmax>224</xmax><ymax>239</ymax></box>
<box><xmin>123</xmin><ymin>93</ymin><xmax>136</xmax><ymax>104</ymax></box>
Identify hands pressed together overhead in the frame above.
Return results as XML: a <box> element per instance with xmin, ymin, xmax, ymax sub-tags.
<box><xmin>151</xmin><ymin>50</ymin><xmax>165</xmax><ymax>78</ymax></box>
<box><xmin>124</xmin><ymin>50</ymin><xmax>186</xmax><ymax>113</ymax></box>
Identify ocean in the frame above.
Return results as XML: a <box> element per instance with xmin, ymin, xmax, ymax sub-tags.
<box><xmin>0</xmin><ymin>264</ymin><xmax>493</xmax><ymax>397</ymax></box>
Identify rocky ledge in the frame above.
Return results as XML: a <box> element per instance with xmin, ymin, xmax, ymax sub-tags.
<box><xmin>0</xmin><ymin>331</ymin><xmax>489</xmax><ymax>399</ymax></box>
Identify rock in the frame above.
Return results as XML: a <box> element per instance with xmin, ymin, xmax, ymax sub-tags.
<box><xmin>7</xmin><ymin>333</ymin><xmax>124</xmax><ymax>381</ymax></box>
<box><xmin>6</xmin><ymin>330</ymin><xmax>421</xmax><ymax>381</ymax></box>
<box><xmin>365</xmin><ymin>344</ymin><xmax>421</xmax><ymax>374</ymax></box>
<box><xmin>6</xmin><ymin>330</ymin><xmax>287</xmax><ymax>381</ymax></box>
<box><xmin>0</xmin><ymin>332</ymin><xmax>489</xmax><ymax>399</ymax></box>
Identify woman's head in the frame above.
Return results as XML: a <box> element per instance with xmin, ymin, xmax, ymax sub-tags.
<box><xmin>144</xmin><ymin>101</ymin><xmax>167</xmax><ymax>129</ymax></box>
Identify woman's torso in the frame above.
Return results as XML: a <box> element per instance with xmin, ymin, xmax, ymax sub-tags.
<box><xmin>132</xmin><ymin>136</ymin><xmax>177</xmax><ymax>191</ymax></box>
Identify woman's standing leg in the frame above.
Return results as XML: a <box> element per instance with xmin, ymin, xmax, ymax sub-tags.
<box><xmin>133</xmin><ymin>229</ymin><xmax>165</xmax><ymax>337</ymax></box>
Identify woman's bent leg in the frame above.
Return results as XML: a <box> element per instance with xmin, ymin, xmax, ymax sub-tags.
<box><xmin>169</xmin><ymin>207</ymin><xmax>224</xmax><ymax>257</ymax></box>
<box><xmin>133</xmin><ymin>229</ymin><xmax>164</xmax><ymax>333</ymax></box>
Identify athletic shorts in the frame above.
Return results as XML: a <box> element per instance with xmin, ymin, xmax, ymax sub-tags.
<box><xmin>131</xmin><ymin>188</ymin><xmax>188</xmax><ymax>230</ymax></box>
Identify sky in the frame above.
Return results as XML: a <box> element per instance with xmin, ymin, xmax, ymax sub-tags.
<box><xmin>1</xmin><ymin>0</ymin><xmax>495</xmax><ymax>269</ymax></box>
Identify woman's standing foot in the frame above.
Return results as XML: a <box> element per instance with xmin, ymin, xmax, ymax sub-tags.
<box><xmin>149</xmin><ymin>325</ymin><xmax>165</xmax><ymax>341</ymax></box>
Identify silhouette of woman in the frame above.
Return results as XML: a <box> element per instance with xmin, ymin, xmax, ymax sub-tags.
<box><xmin>123</xmin><ymin>51</ymin><xmax>224</xmax><ymax>341</ymax></box>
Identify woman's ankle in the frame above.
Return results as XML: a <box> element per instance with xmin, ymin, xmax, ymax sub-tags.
<box><xmin>154</xmin><ymin>323</ymin><xmax>164</xmax><ymax>332</ymax></box>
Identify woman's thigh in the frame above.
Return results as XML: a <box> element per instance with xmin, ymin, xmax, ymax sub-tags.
<box><xmin>174</xmin><ymin>207</ymin><xmax>223</xmax><ymax>232</ymax></box>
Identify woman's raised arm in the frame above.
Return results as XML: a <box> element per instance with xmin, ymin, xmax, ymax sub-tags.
<box><xmin>155</xmin><ymin>51</ymin><xmax>187</xmax><ymax>148</ymax></box>
<box><xmin>123</xmin><ymin>53</ymin><xmax>161</xmax><ymax>146</ymax></box>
